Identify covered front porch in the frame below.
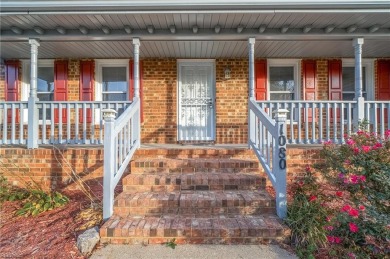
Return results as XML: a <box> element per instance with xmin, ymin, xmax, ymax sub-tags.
<box><xmin>1</xmin><ymin>1</ymin><xmax>390</xmax><ymax>220</ymax></box>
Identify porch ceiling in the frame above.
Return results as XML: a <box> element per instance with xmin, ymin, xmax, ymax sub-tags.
<box><xmin>0</xmin><ymin>39</ymin><xmax>389</xmax><ymax>59</ymax></box>
<box><xmin>1</xmin><ymin>2</ymin><xmax>389</xmax><ymax>59</ymax></box>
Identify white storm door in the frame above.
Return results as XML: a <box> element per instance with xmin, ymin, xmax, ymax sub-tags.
<box><xmin>178</xmin><ymin>62</ymin><xmax>215</xmax><ymax>141</ymax></box>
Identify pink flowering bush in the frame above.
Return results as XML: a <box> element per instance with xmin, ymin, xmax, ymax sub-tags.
<box><xmin>287</xmin><ymin>130</ymin><xmax>390</xmax><ymax>258</ymax></box>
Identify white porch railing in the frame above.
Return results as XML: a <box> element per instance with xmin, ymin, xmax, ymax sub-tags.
<box><xmin>102</xmin><ymin>97</ymin><xmax>141</xmax><ymax>220</ymax></box>
<box><xmin>0</xmin><ymin>102</ymin><xmax>28</xmax><ymax>145</ymax></box>
<box><xmin>249</xmin><ymin>98</ymin><xmax>288</xmax><ymax>218</ymax></box>
<box><xmin>0</xmin><ymin>101</ymin><xmax>132</xmax><ymax>145</ymax></box>
<box><xmin>258</xmin><ymin>100</ymin><xmax>390</xmax><ymax>144</ymax></box>
<box><xmin>364</xmin><ymin>101</ymin><xmax>390</xmax><ymax>137</ymax></box>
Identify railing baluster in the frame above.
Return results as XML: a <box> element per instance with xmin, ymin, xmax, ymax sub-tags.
<box><xmin>50</xmin><ymin>103</ymin><xmax>55</xmax><ymax>144</ymax></box>
<box><xmin>311</xmin><ymin>102</ymin><xmax>315</xmax><ymax>143</ymax></box>
<box><xmin>67</xmin><ymin>103</ymin><xmax>71</xmax><ymax>144</ymax></box>
<box><xmin>91</xmin><ymin>103</ymin><xmax>95</xmax><ymax>144</ymax></box>
<box><xmin>59</xmin><ymin>103</ymin><xmax>63</xmax><ymax>144</ymax></box>
<box><xmin>2</xmin><ymin>104</ymin><xmax>7</xmax><ymax>144</ymax></box>
<box><xmin>19</xmin><ymin>103</ymin><xmax>24</xmax><ymax>144</ymax></box>
<box><xmin>341</xmin><ymin>103</ymin><xmax>345</xmax><ymax>143</ymax></box>
<box><xmin>290</xmin><ymin>103</ymin><xmax>294</xmax><ymax>144</ymax></box>
<box><xmin>11</xmin><ymin>103</ymin><xmax>15</xmax><ymax>144</ymax></box>
<box><xmin>373</xmin><ymin>103</ymin><xmax>378</xmax><ymax>134</ymax></box>
<box><xmin>380</xmin><ymin>103</ymin><xmax>385</xmax><ymax>137</ymax></box>
<box><xmin>319</xmin><ymin>103</ymin><xmax>323</xmax><ymax>143</ymax></box>
<box><xmin>42</xmin><ymin>103</ymin><xmax>47</xmax><ymax>144</ymax></box>
<box><xmin>297</xmin><ymin>103</ymin><xmax>302</xmax><ymax>144</ymax></box>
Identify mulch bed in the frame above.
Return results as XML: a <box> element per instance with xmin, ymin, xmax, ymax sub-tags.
<box><xmin>0</xmin><ymin>179</ymin><xmax>108</xmax><ymax>259</ymax></box>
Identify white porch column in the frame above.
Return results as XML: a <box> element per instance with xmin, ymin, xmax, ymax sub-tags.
<box><xmin>132</xmin><ymin>38</ymin><xmax>140</xmax><ymax>98</ymax></box>
<box><xmin>353</xmin><ymin>38</ymin><xmax>365</xmax><ymax>127</ymax></box>
<box><xmin>248</xmin><ymin>38</ymin><xmax>255</xmax><ymax>98</ymax></box>
<box><xmin>27</xmin><ymin>38</ymin><xmax>40</xmax><ymax>149</ymax></box>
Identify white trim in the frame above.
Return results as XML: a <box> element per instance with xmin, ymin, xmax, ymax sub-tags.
<box><xmin>342</xmin><ymin>58</ymin><xmax>374</xmax><ymax>100</ymax></box>
<box><xmin>267</xmin><ymin>59</ymin><xmax>301</xmax><ymax>100</ymax></box>
<box><xmin>94</xmin><ymin>59</ymin><xmax>130</xmax><ymax>124</ymax></box>
<box><xmin>177</xmin><ymin>59</ymin><xmax>216</xmax><ymax>141</ymax></box>
<box><xmin>94</xmin><ymin>59</ymin><xmax>130</xmax><ymax>102</ymax></box>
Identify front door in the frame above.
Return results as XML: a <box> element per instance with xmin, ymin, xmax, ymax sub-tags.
<box><xmin>178</xmin><ymin>61</ymin><xmax>215</xmax><ymax>141</ymax></box>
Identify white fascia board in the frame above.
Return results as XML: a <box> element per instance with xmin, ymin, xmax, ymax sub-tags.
<box><xmin>1</xmin><ymin>0</ymin><xmax>390</xmax><ymax>13</ymax></box>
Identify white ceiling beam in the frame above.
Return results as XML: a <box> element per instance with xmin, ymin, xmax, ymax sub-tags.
<box><xmin>1</xmin><ymin>28</ymin><xmax>389</xmax><ymax>41</ymax></box>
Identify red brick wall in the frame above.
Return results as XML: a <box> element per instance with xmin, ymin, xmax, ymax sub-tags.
<box><xmin>215</xmin><ymin>59</ymin><xmax>248</xmax><ymax>144</ymax></box>
<box><xmin>0</xmin><ymin>147</ymin><xmax>107</xmax><ymax>190</ymax></box>
<box><xmin>141</xmin><ymin>59</ymin><xmax>177</xmax><ymax>143</ymax></box>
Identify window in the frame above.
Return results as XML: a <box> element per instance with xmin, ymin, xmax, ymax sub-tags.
<box><xmin>95</xmin><ymin>60</ymin><xmax>130</xmax><ymax>118</ymax></box>
<box><xmin>37</xmin><ymin>66</ymin><xmax>55</xmax><ymax>101</ymax></box>
<box><xmin>102</xmin><ymin>66</ymin><xmax>127</xmax><ymax>101</ymax></box>
<box><xmin>21</xmin><ymin>60</ymin><xmax>55</xmax><ymax>121</ymax></box>
<box><xmin>342</xmin><ymin>67</ymin><xmax>367</xmax><ymax>100</ymax></box>
<box><xmin>341</xmin><ymin>59</ymin><xmax>374</xmax><ymax>101</ymax></box>
<box><xmin>268</xmin><ymin>60</ymin><xmax>299</xmax><ymax>100</ymax></box>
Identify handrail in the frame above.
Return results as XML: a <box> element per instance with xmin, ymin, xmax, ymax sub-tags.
<box><xmin>248</xmin><ymin>97</ymin><xmax>288</xmax><ymax>218</ymax></box>
<box><xmin>102</xmin><ymin>97</ymin><xmax>141</xmax><ymax>220</ymax></box>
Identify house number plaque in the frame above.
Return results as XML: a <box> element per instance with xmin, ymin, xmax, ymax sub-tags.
<box><xmin>278</xmin><ymin>124</ymin><xmax>286</xmax><ymax>170</ymax></box>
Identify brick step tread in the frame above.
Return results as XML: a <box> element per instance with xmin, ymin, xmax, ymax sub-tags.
<box><xmin>100</xmin><ymin>214</ymin><xmax>288</xmax><ymax>243</ymax></box>
<box><xmin>113</xmin><ymin>190</ymin><xmax>275</xmax><ymax>217</ymax></box>
<box><xmin>132</xmin><ymin>158</ymin><xmax>259</xmax><ymax>168</ymax></box>
<box><xmin>134</xmin><ymin>148</ymin><xmax>257</xmax><ymax>159</ymax></box>
<box><xmin>122</xmin><ymin>172</ymin><xmax>266</xmax><ymax>191</ymax></box>
<box><xmin>130</xmin><ymin>158</ymin><xmax>260</xmax><ymax>174</ymax></box>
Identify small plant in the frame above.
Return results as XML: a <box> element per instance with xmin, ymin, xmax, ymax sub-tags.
<box><xmin>15</xmin><ymin>190</ymin><xmax>69</xmax><ymax>217</ymax></box>
<box><xmin>0</xmin><ymin>175</ymin><xmax>29</xmax><ymax>202</ymax></box>
<box><xmin>286</xmin><ymin>166</ymin><xmax>330</xmax><ymax>258</ymax></box>
<box><xmin>165</xmin><ymin>238</ymin><xmax>177</xmax><ymax>249</ymax></box>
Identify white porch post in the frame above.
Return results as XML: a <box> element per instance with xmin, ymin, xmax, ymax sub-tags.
<box><xmin>132</xmin><ymin>38</ymin><xmax>141</xmax><ymax>148</ymax></box>
<box><xmin>248</xmin><ymin>38</ymin><xmax>255</xmax><ymax>98</ymax></box>
<box><xmin>353</xmin><ymin>38</ymin><xmax>365</xmax><ymax>129</ymax></box>
<box><xmin>133</xmin><ymin>38</ymin><xmax>140</xmax><ymax>98</ymax></box>
<box><xmin>248</xmin><ymin>38</ymin><xmax>256</xmax><ymax>148</ymax></box>
<box><xmin>27</xmin><ymin>38</ymin><xmax>40</xmax><ymax>149</ymax></box>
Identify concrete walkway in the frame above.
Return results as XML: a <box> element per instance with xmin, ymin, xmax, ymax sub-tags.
<box><xmin>91</xmin><ymin>244</ymin><xmax>297</xmax><ymax>259</ymax></box>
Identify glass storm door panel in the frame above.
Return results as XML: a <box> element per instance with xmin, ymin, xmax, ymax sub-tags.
<box><xmin>178</xmin><ymin>62</ymin><xmax>215</xmax><ymax>141</ymax></box>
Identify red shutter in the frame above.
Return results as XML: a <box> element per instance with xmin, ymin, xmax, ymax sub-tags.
<box><xmin>54</xmin><ymin>60</ymin><xmax>68</xmax><ymax>123</ymax></box>
<box><xmin>377</xmin><ymin>60</ymin><xmax>390</xmax><ymax>124</ymax></box>
<box><xmin>255</xmin><ymin>60</ymin><xmax>267</xmax><ymax>100</ymax></box>
<box><xmin>5</xmin><ymin>60</ymin><xmax>20</xmax><ymax>123</ymax></box>
<box><xmin>328</xmin><ymin>60</ymin><xmax>342</xmax><ymax>120</ymax></box>
<box><xmin>79</xmin><ymin>61</ymin><xmax>94</xmax><ymax>123</ymax></box>
<box><xmin>328</xmin><ymin>60</ymin><xmax>342</xmax><ymax>100</ymax></box>
<box><xmin>303</xmin><ymin>60</ymin><xmax>317</xmax><ymax>122</ymax></box>
<box><xmin>129</xmin><ymin>60</ymin><xmax>144</xmax><ymax>123</ymax></box>
<box><xmin>377</xmin><ymin>60</ymin><xmax>390</xmax><ymax>100</ymax></box>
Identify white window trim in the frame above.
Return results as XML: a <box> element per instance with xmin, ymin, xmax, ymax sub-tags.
<box><xmin>21</xmin><ymin>59</ymin><xmax>55</xmax><ymax>124</ymax></box>
<box><xmin>267</xmin><ymin>59</ymin><xmax>301</xmax><ymax>100</ymax></box>
<box><xmin>94</xmin><ymin>59</ymin><xmax>130</xmax><ymax>102</ymax></box>
<box><xmin>94</xmin><ymin>59</ymin><xmax>130</xmax><ymax>124</ymax></box>
<box><xmin>342</xmin><ymin>58</ymin><xmax>374</xmax><ymax>100</ymax></box>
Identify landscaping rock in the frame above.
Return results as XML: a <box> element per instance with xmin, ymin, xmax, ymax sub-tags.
<box><xmin>77</xmin><ymin>226</ymin><xmax>100</xmax><ymax>255</ymax></box>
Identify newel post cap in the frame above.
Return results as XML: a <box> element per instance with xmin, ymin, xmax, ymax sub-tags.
<box><xmin>102</xmin><ymin>109</ymin><xmax>117</xmax><ymax>121</ymax></box>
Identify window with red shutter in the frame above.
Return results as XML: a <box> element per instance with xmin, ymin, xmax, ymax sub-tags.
<box><xmin>302</xmin><ymin>60</ymin><xmax>317</xmax><ymax>122</ymax></box>
<box><xmin>79</xmin><ymin>60</ymin><xmax>94</xmax><ymax>123</ymax></box>
<box><xmin>5</xmin><ymin>60</ymin><xmax>20</xmax><ymax>123</ymax></box>
<box><xmin>377</xmin><ymin>60</ymin><xmax>390</xmax><ymax>124</ymax></box>
<box><xmin>54</xmin><ymin>60</ymin><xmax>68</xmax><ymax>123</ymax></box>
<box><xmin>255</xmin><ymin>60</ymin><xmax>267</xmax><ymax>100</ymax></box>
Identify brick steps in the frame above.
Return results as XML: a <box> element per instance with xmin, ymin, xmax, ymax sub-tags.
<box><xmin>100</xmin><ymin>214</ymin><xmax>288</xmax><ymax>245</ymax></box>
<box><xmin>113</xmin><ymin>190</ymin><xmax>275</xmax><ymax>217</ymax></box>
<box><xmin>122</xmin><ymin>172</ymin><xmax>266</xmax><ymax>192</ymax></box>
<box><xmin>130</xmin><ymin>158</ymin><xmax>260</xmax><ymax>174</ymax></box>
<box><xmin>100</xmin><ymin>147</ymin><xmax>289</xmax><ymax>245</ymax></box>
